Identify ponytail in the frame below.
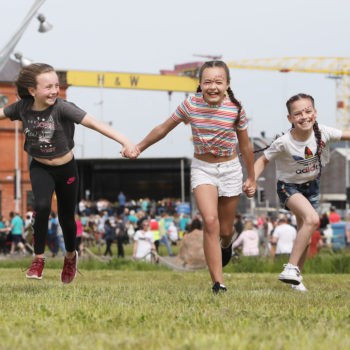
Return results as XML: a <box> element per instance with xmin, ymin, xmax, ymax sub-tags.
<box><xmin>313</xmin><ymin>120</ymin><xmax>324</xmax><ymax>179</ymax></box>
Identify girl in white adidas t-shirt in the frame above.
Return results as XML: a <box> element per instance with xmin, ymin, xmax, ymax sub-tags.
<box><xmin>255</xmin><ymin>93</ymin><xmax>350</xmax><ymax>291</ymax></box>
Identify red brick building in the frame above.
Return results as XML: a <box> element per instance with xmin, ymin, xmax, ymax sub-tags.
<box><xmin>0</xmin><ymin>60</ymin><xmax>67</xmax><ymax>217</ymax></box>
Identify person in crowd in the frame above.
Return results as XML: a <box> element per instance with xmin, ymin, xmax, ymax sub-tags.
<box><xmin>328</xmin><ymin>206</ymin><xmax>341</xmax><ymax>223</ymax></box>
<box><xmin>233</xmin><ymin>214</ymin><xmax>244</xmax><ymax>236</ymax></box>
<box><xmin>272</xmin><ymin>217</ymin><xmax>297</xmax><ymax>257</ymax></box>
<box><xmin>319</xmin><ymin>212</ymin><xmax>329</xmax><ymax>233</ymax></box>
<box><xmin>118</xmin><ymin>191</ymin><xmax>126</xmax><ymax>212</ymax></box>
<box><xmin>56</xmin><ymin>221</ymin><xmax>66</xmax><ymax>256</ymax></box>
<box><xmin>103</xmin><ymin>218</ymin><xmax>116</xmax><ymax>257</ymax></box>
<box><xmin>167</xmin><ymin>221</ymin><xmax>179</xmax><ymax>245</ymax></box>
<box><xmin>179</xmin><ymin>214</ymin><xmax>190</xmax><ymax>237</ymax></box>
<box><xmin>133</xmin><ymin>220</ymin><xmax>158</xmax><ymax>262</ymax></box>
<box><xmin>149</xmin><ymin>213</ymin><xmax>161</xmax><ymax>252</ymax></box>
<box><xmin>308</xmin><ymin>228</ymin><xmax>323</xmax><ymax>258</ymax></box>
<box><xmin>115</xmin><ymin>215</ymin><xmax>127</xmax><ymax>258</ymax></box>
<box><xmin>232</xmin><ymin>219</ymin><xmax>259</xmax><ymax>256</ymax></box>
<box><xmin>158</xmin><ymin>212</ymin><xmax>174</xmax><ymax>256</ymax></box>
<box><xmin>176</xmin><ymin>218</ymin><xmax>206</xmax><ymax>268</ymax></box>
<box><xmin>345</xmin><ymin>216</ymin><xmax>350</xmax><ymax>249</ymax></box>
<box><xmin>0</xmin><ymin>63</ymin><xmax>138</xmax><ymax>282</ymax></box>
<box><xmin>78</xmin><ymin>199</ymin><xmax>87</xmax><ymax>216</ymax></box>
<box><xmin>254</xmin><ymin>93</ymin><xmax>350</xmax><ymax>291</ymax></box>
<box><xmin>9</xmin><ymin>212</ymin><xmax>26</xmax><ymax>255</ymax></box>
<box><xmin>47</xmin><ymin>211</ymin><xmax>59</xmax><ymax>257</ymax></box>
<box><xmin>0</xmin><ymin>215</ymin><xmax>9</xmax><ymax>254</ymax></box>
<box><xmin>75</xmin><ymin>214</ymin><xmax>85</xmax><ymax>257</ymax></box>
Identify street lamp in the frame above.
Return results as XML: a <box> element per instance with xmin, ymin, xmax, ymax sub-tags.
<box><xmin>14</xmin><ymin>52</ymin><xmax>33</xmax><ymax>67</ymax></box>
<box><xmin>37</xmin><ymin>14</ymin><xmax>53</xmax><ymax>33</ymax></box>
<box><xmin>0</xmin><ymin>0</ymin><xmax>52</xmax><ymax>213</ymax></box>
<box><xmin>0</xmin><ymin>0</ymin><xmax>51</xmax><ymax>72</ymax></box>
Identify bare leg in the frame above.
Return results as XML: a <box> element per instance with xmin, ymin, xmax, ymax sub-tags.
<box><xmin>194</xmin><ymin>185</ymin><xmax>221</xmax><ymax>283</ymax></box>
<box><xmin>218</xmin><ymin>196</ymin><xmax>240</xmax><ymax>246</ymax></box>
<box><xmin>295</xmin><ymin>216</ymin><xmax>310</xmax><ymax>271</ymax></box>
<box><xmin>286</xmin><ymin>194</ymin><xmax>319</xmax><ymax>267</ymax></box>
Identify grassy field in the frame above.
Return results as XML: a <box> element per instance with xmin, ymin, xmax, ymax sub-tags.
<box><xmin>1</xmin><ymin>268</ymin><xmax>350</xmax><ymax>350</ymax></box>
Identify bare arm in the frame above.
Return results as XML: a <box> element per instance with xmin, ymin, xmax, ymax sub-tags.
<box><xmin>80</xmin><ymin>114</ymin><xmax>139</xmax><ymax>157</ymax></box>
<box><xmin>232</xmin><ymin>233</ymin><xmax>244</xmax><ymax>249</ymax></box>
<box><xmin>0</xmin><ymin>108</ymin><xmax>9</xmax><ymax>120</ymax></box>
<box><xmin>237</xmin><ymin>129</ymin><xmax>256</xmax><ymax>197</ymax></box>
<box><xmin>346</xmin><ymin>226</ymin><xmax>350</xmax><ymax>243</ymax></box>
<box><xmin>254</xmin><ymin>155</ymin><xmax>270</xmax><ymax>181</ymax></box>
<box><xmin>151</xmin><ymin>242</ymin><xmax>158</xmax><ymax>261</ymax></box>
<box><xmin>341</xmin><ymin>131</ymin><xmax>350</xmax><ymax>141</ymax></box>
<box><xmin>137</xmin><ymin>117</ymin><xmax>179</xmax><ymax>153</ymax></box>
<box><xmin>132</xmin><ymin>240</ymin><xmax>138</xmax><ymax>258</ymax></box>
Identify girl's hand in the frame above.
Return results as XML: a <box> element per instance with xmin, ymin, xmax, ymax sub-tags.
<box><xmin>243</xmin><ymin>178</ymin><xmax>257</xmax><ymax>198</ymax></box>
<box><xmin>121</xmin><ymin>144</ymin><xmax>140</xmax><ymax>159</ymax></box>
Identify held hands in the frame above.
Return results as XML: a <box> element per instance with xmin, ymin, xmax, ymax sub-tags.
<box><xmin>243</xmin><ymin>178</ymin><xmax>257</xmax><ymax>198</ymax></box>
<box><xmin>120</xmin><ymin>143</ymin><xmax>140</xmax><ymax>159</ymax></box>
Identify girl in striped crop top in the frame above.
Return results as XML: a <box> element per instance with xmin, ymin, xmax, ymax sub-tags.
<box><xmin>126</xmin><ymin>61</ymin><xmax>256</xmax><ymax>293</ymax></box>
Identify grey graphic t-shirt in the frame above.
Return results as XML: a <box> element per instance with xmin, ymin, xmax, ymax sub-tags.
<box><xmin>4</xmin><ymin>98</ymin><xmax>86</xmax><ymax>159</ymax></box>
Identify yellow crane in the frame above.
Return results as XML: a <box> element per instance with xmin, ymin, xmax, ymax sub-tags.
<box><xmin>227</xmin><ymin>57</ymin><xmax>350</xmax><ymax>130</ymax></box>
<box><xmin>57</xmin><ymin>69</ymin><xmax>198</xmax><ymax>93</ymax></box>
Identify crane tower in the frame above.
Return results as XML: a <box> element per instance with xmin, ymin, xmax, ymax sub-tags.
<box><xmin>227</xmin><ymin>57</ymin><xmax>350</xmax><ymax>130</ymax></box>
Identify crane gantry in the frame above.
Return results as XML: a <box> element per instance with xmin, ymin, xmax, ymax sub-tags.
<box><xmin>57</xmin><ymin>57</ymin><xmax>350</xmax><ymax>130</ymax></box>
<box><xmin>227</xmin><ymin>57</ymin><xmax>350</xmax><ymax>130</ymax></box>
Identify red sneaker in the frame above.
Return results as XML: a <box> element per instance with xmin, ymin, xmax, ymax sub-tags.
<box><xmin>61</xmin><ymin>251</ymin><xmax>78</xmax><ymax>284</ymax></box>
<box><xmin>26</xmin><ymin>257</ymin><xmax>45</xmax><ymax>280</ymax></box>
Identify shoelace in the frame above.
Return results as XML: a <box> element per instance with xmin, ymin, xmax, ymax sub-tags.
<box><xmin>22</xmin><ymin>258</ymin><xmax>45</xmax><ymax>273</ymax></box>
<box><xmin>64</xmin><ymin>258</ymin><xmax>76</xmax><ymax>274</ymax></box>
<box><xmin>283</xmin><ymin>263</ymin><xmax>301</xmax><ymax>274</ymax></box>
<box><xmin>63</xmin><ymin>256</ymin><xmax>83</xmax><ymax>276</ymax></box>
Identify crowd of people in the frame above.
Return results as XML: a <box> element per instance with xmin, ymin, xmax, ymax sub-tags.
<box><xmin>1</xmin><ymin>198</ymin><xmax>346</xmax><ymax>267</ymax></box>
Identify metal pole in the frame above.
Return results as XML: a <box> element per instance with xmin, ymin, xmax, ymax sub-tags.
<box><xmin>180</xmin><ymin>159</ymin><xmax>185</xmax><ymax>203</ymax></box>
<box><xmin>0</xmin><ymin>0</ymin><xmax>46</xmax><ymax>71</ymax></box>
<box><xmin>15</xmin><ymin>121</ymin><xmax>21</xmax><ymax>213</ymax></box>
<box><xmin>98</xmin><ymin>74</ymin><xmax>104</xmax><ymax>157</ymax></box>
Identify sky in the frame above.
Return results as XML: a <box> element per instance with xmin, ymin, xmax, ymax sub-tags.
<box><xmin>1</xmin><ymin>0</ymin><xmax>350</xmax><ymax>159</ymax></box>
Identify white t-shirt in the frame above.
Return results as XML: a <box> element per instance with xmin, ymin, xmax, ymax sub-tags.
<box><xmin>264</xmin><ymin>124</ymin><xmax>342</xmax><ymax>184</ymax></box>
<box><xmin>134</xmin><ymin>230</ymin><xmax>154</xmax><ymax>260</ymax></box>
<box><xmin>273</xmin><ymin>224</ymin><xmax>297</xmax><ymax>254</ymax></box>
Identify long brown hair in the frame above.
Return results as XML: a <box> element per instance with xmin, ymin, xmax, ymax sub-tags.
<box><xmin>196</xmin><ymin>60</ymin><xmax>242</xmax><ymax>127</ymax></box>
<box><xmin>15</xmin><ymin>63</ymin><xmax>55</xmax><ymax>100</ymax></box>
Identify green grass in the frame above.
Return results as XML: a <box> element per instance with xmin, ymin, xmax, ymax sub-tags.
<box><xmin>1</xmin><ymin>269</ymin><xmax>350</xmax><ymax>349</ymax></box>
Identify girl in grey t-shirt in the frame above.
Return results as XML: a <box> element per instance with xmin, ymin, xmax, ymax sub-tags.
<box><xmin>0</xmin><ymin>63</ymin><xmax>139</xmax><ymax>283</ymax></box>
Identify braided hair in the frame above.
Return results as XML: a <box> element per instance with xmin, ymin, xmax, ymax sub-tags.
<box><xmin>196</xmin><ymin>60</ymin><xmax>242</xmax><ymax>127</ymax></box>
<box><xmin>287</xmin><ymin>93</ymin><xmax>324</xmax><ymax>178</ymax></box>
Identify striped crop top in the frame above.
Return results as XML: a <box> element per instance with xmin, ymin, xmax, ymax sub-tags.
<box><xmin>171</xmin><ymin>93</ymin><xmax>248</xmax><ymax>156</ymax></box>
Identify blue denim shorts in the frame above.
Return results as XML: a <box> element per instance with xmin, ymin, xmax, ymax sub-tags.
<box><xmin>277</xmin><ymin>179</ymin><xmax>320</xmax><ymax>210</ymax></box>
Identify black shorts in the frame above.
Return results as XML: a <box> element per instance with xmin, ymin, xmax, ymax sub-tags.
<box><xmin>12</xmin><ymin>235</ymin><xmax>23</xmax><ymax>244</ymax></box>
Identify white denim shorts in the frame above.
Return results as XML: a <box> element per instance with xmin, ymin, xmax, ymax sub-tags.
<box><xmin>191</xmin><ymin>157</ymin><xmax>243</xmax><ymax>197</ymax></box>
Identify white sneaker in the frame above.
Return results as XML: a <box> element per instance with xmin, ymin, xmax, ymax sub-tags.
<box><xmin>291</xmin><ymin>282</ymin><xmax>308</xmax><ymax>292</ymax></box>
<box><xmin>278</xmin><ymin>263</ymin><xmax>302</xmax><ymax>285</ymax></box>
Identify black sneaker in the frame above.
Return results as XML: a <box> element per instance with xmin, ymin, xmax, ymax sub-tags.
<box><xmin>212</xmin><ymin>282</ymin><xmax>227</xmax><ymax>294</ymax></box>
<box><xmin>221</xmin><ymin>242</ymin><xmax>233</xmax><ymax>267</ymax></box>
